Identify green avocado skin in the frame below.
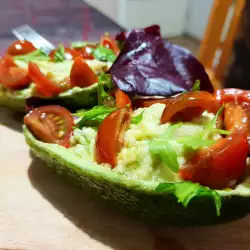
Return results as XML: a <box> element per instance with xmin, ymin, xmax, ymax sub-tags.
<box><xmin>23</xmin><ymin>127</ymin><xmax>250</xmax><ymax>226</ymax></box>
<box><xmin>0</xmin><ymin>85</ymin><xmax>98</xmax><ymax>112</ymax></box>
<box><xmin>0</xmin><ymin>94</ymin><xmax>26</xmax><ymax>112</ymax></box>
<box><xmin>55</xmin><ymin>87</ymin><xmax>98</xmax><ymax>111</ymax></box>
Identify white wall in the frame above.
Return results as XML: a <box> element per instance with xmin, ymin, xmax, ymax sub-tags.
<box><xmin>124</xmin><ymin>0</ymin><xmax>189</xmax><ymax>37</ymax></box>
<box><xmin>185</xmin><ymin>0</ymin><xmax>213</xmax><ymax>40</ymax></box>
<box><xmin>85</xmin><ymin>0</ymin><xmax>234</xmax><ymax>40</ymax></box>
<box><xmin>84</xmin><ymin>0</ymin><xmax>120</xmax><ymax>22</ymax></box>
<box><xmin>85</xmin><ymin>0</ymin><xmax>189</xmax><ymax>37</ymax></box>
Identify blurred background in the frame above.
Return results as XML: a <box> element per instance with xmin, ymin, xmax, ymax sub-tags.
<box><xmin>86</xmin><ymin>0</ymin><xmax>212</xmax><ymax>55</ymax></box>
<box><xmin>0</xmin><ymin>0</ymin><xmax>224</xmax><ymax>54</ymax></box>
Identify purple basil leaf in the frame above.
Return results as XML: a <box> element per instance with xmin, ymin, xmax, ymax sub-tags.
<box><xmin>115</xmin><ymin>24</ymin><xmax>161</xmax><ymax>42</ymax></box>
<box><xmin>110</xmin><ymin>26</ymin><xmax>213</xmax><ymax>97</ymax></box>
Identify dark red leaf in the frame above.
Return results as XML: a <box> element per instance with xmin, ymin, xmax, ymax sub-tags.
<box><xmin>110</xmin><ymin>26</ymin><xmax>213</xmax><ymax>97</ymax></box>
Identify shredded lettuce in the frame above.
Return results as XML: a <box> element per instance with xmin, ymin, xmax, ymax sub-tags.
<box><xmin>14</xmin><ymin>49</ymin><xmax>50</xmax><ymax>62</ymax></box>
<box><xmin>75</xmin><ymin>106</ymin><xmax>115</xmax><ymax>128</ymax></box>
<box><xmin>150</xmin><ymin>140</ymin><xmax>179</xmax><ymax>172</ymax></box>
<box><xmin>76</xmin><ymin>105</ymin><xmax>145</xmax><ymax>128</ymax></box>
<box><xmin>155</xmin><ymin>182</ymin><xmax>221</xmax><ymax>216</ymax></box>
<box><xmin>149</xmin><ymin>106</ymin><xmax>230</xmax><ymax>171</ymax></box>
<box><xmin>131</xmin><ymin>111</ymin><xmax>144</xmax><ymax>125</ymax></box>
<box><xmin>177</xmin><ymin>137</ymin><xmax>215</xmax><ymax>150</ymax></box>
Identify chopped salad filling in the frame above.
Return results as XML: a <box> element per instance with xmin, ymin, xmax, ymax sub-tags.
<box><xmin>24</xmin><ymin>87</ymin><xmax>250</xmax><ymax>191</ymax></box>
<box><xmin>70</xmin><ymin>103</ymin><xmax>221</xmax><ymax>182</ymax></box>
<box><xmin>0</xmin><ymin>34</ymin><xmax>119</xmax><ymax>98</ymax></box>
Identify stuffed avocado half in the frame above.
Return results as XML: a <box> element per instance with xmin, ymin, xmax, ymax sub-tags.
<box><xmin>23</xmin><ymin>89</ymin><xmax>250</xmax><ymax>225</ymax></box>
<box><xmin>0</xmin><ymin>37</ymin><xmax>119</xmax><ymax>112</ymax></box>
<box><xmin>22</xmin><ymin>26</ymin><xmax>250</xmax><ymax>225</ymax></box>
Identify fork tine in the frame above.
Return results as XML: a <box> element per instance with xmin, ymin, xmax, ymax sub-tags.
<box><xmin>11</xmin><ymin>29</ymin><xmax>25</xmax><ymax>40</ymax></box>
<box><xmin>11</xmin><ymin>24</ymin><xmax>55</xmax><ymax>54</ymax></box>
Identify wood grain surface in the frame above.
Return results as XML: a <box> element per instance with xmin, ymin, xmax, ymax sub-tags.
<box><xmin>1</xmin><ymin>107</ymin><xmax>250</xmax><ymax>250</ymax></box>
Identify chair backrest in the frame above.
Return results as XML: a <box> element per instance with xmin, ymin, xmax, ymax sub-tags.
<box><xmin>198</xmin><ymin>0</ymin><xmax>245</xmax><ymax>90</ymax></box>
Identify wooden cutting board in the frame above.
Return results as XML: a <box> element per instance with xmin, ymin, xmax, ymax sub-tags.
<box><xmin>1</xmin><ymin>107</ymin><xmax>250</xmax><ymax>250</ymax></box>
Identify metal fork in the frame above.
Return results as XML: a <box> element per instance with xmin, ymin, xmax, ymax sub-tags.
<box><xmin>12</xmin><ymin>24</ymin><xmax>55</xmax><ymax>55</ymax></box>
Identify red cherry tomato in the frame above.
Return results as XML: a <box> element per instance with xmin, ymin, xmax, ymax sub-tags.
<box><xmin>161</xmin><ymin>91</ymin><xmax>220</xmax><ymax>124</ymax></box>
<box><xmin>179</xmin><ymin>129</ymin><xmax>249</xmax><ymax>189</ymax></box>
<box><xmin>0</xmin><ymin>55</ymin><xmax>30</xmax><ymax>89</ymax></box>
<box><xmin>7</xmin><ymin>40</ymin><xmax>36</xmax><ymax>56</ymax></box>
<box><xmin>95</xmin><ymin>107</ymin><xmax>132</xmax><ymax>168</ymax></box>
<box><xmin>215</xmin><ymin>88</ymin><xmax>250</xmax><ymax>104</ymax></box>
<box><xmin>133</xmin><ymin>98</ymin><xmax>171</xmax><ymax>108</ymax></box>
<box><xmin>215</xmin><ymin>89</ymin><xmax>250</xmax><ymax>145</ymax></box>
<box><xmin>224</xmin><ymin>103</ymin><xmax>249</xmax><ymax>132</ymax></box>
<box><xmin>49</xmin><ymin>47</ymin><xmax>81</xmax><ymax>61</ymax></box>
<box><xmin>73</xmin><ymin>44</ymin><xmax>96</xmax><ymax>60</ymax></box>
<box><xmin>70</xmin><ymin>57</ymin><xmax>98</xmax><ymax>87</ymax></box>
<box><xmin>28</xmin><ymin>62</ymin><xmax>63</xmax><ymax>97</ymax></box>
<box><xmin>24</xmin><ymin>105</ymin><xmax>74</xmax><ymax>147</ymax></box>
<box><xmin>101</xmin><ymin>36</ymin><xmax>120</xmax><ymax>55</ymax></box>
<box><xmin>115</xmin><ymin>89</ymin><xmax>132</xmax><ymax>108</ymax></box>
<box><xmin>80</xmin><ymin>45</ymin><xmax>96</xmax><ymax>60</ymax></box>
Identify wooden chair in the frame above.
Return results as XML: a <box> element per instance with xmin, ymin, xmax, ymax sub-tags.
<box><xmin>198</xmin><ymin>0</ymin><xmax>245</xmax><ymax>90</ymax></box>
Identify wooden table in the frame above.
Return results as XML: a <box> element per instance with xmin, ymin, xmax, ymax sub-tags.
<box><xmin>1</xmin><ymin>108</ymin><xmax>250</xmax><ymax>250</ymax></box>
<box><xmin>1</xmin><ymin>1</ymin><xmax>250</xmax><ymax>250</ymax></box>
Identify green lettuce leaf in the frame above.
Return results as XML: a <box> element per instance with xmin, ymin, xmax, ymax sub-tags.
<box><xmin>149</xmin><ymin>140</ymin><xmax>179</xmax><ymax>173</ymax></box>
<box><xmin>54</xmin><ymin>44</ymin><xmax>65</xmax><ymax>62</ymax></box>
<box><xmin>192</xmin><ymin>80</ymin><xmax>200</xmax><ymax>91</ymax></box>
<box><xmin>131</xmin><ymin>111</ymin><xmax>144</xmax><ymax>125</ymax></box>
<box><xmin>99</xmin><ymin>73</ymin><xmax>113</xmax><ymax>89</ymax></box>
<box><xmin>93</xmin><ymin>45</ymin><xmax>117</xmax><ymax>62</ymax></box>
<box><xmin>155</xmin><ymin>181</ymin><xmax>221</xmax><ymax>216</ymax></box>
<box><xmin>204</xmin><ymin>105</ymin><xmax>224</xmax><ymax>133</ymax></box>
<box><xmin>177</xmin><ymin>137</ymin><xmax>215</xmax><ymax>150</ymax></box>
<box><xmin>75</xmin><ymin>106</ymin><xmax>115</xmax><ymax>128</ymax></box>
<box><xmin>97</xmin><ymin>74</ymin><xmax>115</xmax><ymax>106</ymax></box>
<box><xmin>70</xmin><ymin>41</ymin><xmax>87</xmax><ymax>48</ymax></box>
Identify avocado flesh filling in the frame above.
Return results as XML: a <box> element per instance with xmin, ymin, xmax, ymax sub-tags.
<box><xmin>0</xmin><ymin>58</ymin><xmax>112</xmax><ymax>111</ymax></box>
<box><xmin>24</xmin><ymin>103</ymin><xmax>250</xmax><ymax>225</ymax></box>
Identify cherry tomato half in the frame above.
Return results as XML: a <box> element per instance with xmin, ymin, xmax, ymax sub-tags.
<box><xmin>24</xmin><ymin>105</ymin><xmax>74</xmax><ymax>147</ymax></box>
<box><xmin>28</xmin><ymin>62</ymin><xmax>63</xmax><ymax>97</ymax></box>
<box><xmin>70</xmin><ymin>57</ymin><xmax>98</xmax><ymax>87</ymax></box>
<box><xmin>95</xmin><ymin>107</ymin><xmax>132</xmax><ymax>168</ymax></box>
<box><xmin>0</xmin><ymin>55</ymin><xmax>30</xmax><ymax>89</ymax></box>
<box><xmin>179</xmin><ymin>129</ymin><xmax>249</xmax><ymax>189</ymax></box>
<box><xmin>161</xmin><ymin>91</ymin><xmax>220</xmax><ymax>124</ymax></box>
<box><xmin>7</xmin><ymin>40</ymin><xmax>36</xmax><ymax>56</ymax></box>
<box><xmin>115</xmin><ymin>89</ymin><xmax>132</xmax><ymax>108</ymax></box>
<box><xmin>49</xmin><ymin>47</ymin><xmax>81</xmax><ymax>61</ymax></box>
<box><xmin>101</xmin><ymin>36</ymin><xmax>120</xmax><ymax>55</ymax></box>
